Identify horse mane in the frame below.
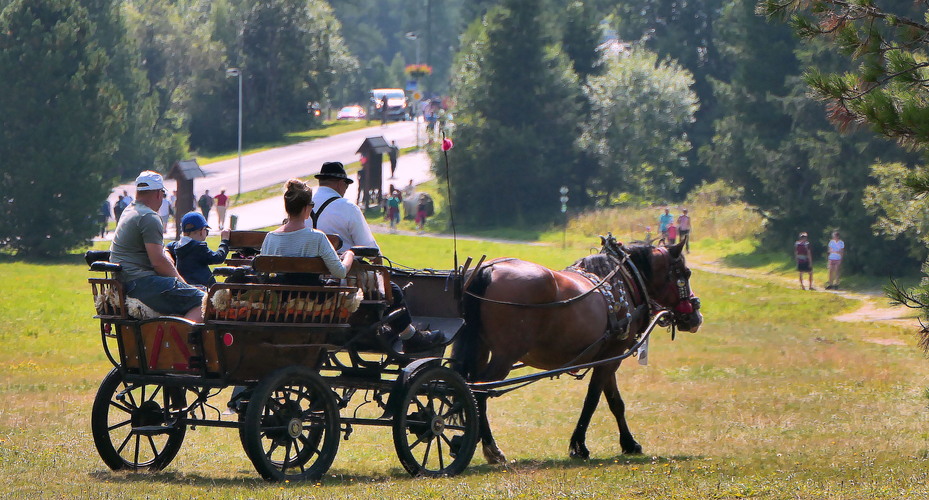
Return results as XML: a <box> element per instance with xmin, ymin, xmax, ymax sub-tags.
<box><xmin>571</xmin><ymin>244</ymin><xmax>653</xmax><ymax>281</ymax></box>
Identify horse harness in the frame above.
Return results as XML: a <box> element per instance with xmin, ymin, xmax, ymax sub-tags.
<box><xmin>564</xmin><ymin>265</ymin><xmax>635</xmax><ymax>340</ymax></box>
<box><xmin>465</xmin><ymin>253</ymin><xmax>647</xmax><ymax>341</ymax></box>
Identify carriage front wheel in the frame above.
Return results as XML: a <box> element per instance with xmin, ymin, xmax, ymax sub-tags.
<box><xmin>241</xmin><ymin>366</ymin><xmax>340</xmax><ymax>482</ymax></box>
<box><xmin>392</xmin><ymin>366</ymin><xmax>479</xmax><ymax>477</ymax></box>
<box><xmin>90</xmin><ymin>368</ymin><xmax>187</xmax><ymax>471</ymax></box>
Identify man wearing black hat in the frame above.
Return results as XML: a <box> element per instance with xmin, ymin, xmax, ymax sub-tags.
<box><xmin>312</xmin><ymin>161</ymin><xmax>442</xmax><ymax>353</ymax></box>
<box><xmin>312</xmin><ymin>161</ymin><xmax>378</xmax><ymax>250</ymax></box>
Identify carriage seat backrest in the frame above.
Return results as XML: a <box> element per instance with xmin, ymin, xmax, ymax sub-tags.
<box><xmin>227</xmin><ymin>230</ymin><xmax>343</xmax><ymax>253</ymax></box>
<box><xmin>250</xmin><ymin>255</ymin><xmax>331</xmax><ymax>275</ymax></box>
<box><xmin>84</xmin><ymin>250</ymin><xmax>122</xmax><ymax>273</ymax></box>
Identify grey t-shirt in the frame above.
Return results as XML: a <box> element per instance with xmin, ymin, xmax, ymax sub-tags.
<box><xmin>109</xmin><ymin>203</ymin><xmax>165</xmax><ymax>282</ymax></box>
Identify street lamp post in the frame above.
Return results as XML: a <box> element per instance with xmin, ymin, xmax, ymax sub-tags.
<box><xmin>405</xmin><ymin>32</ymin><xmax>421</xmax><ymax>147</ymax></box>
<box><xmin>226</xmin><ymin>68</ymin><xmax>243</xmax><ymax>197</ymax></box>
<box><xmin>560</xmin><ymin>186</ymin><xmax>569</xmax><ymax>249</ymax></box>
<box><xmin>405</xmin><ymin>32</ymin><xmax>420</xmax><ymax>64</ymax></box>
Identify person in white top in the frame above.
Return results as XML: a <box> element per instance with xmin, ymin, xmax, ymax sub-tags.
<box><xmin>311</xmin><ymin>161</ymin><xmax>443</xmax><ymax>352</ymax></box>
<box><xmin>826</xmin><ymin>231</ymin><xmax>845</xmax><ymax>290</ymax></box>
<box><xmin>261</xmin><ymin>179</ymin><xmax>354</xmax><ymax>284</ymax></box>
<box><xmin>311</xmin><ymin>162</ymin><xmax>378</xmax><ymax>251</ymax></box>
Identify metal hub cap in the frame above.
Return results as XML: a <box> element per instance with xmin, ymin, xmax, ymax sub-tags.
<box><xmin>430</xmin><ymin>415</ymin><xmax>445</xmax><ymax>435</ymax></box>
<box><xmin>287</xmin><ymin>418</ymin><xmax>302</xmax><ymax>438</ymax></box>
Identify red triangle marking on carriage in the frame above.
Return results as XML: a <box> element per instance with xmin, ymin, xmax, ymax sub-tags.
<box><xmin>148</xmin><ymin>325</ymin><xmax>165</xmax><ymax>369</ymax></box>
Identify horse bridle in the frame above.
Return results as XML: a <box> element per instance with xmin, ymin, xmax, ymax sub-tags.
<box><xmin>601</xmin><ymin>235</ymin><xmax>700</xmax><ymax>330</ymax></box>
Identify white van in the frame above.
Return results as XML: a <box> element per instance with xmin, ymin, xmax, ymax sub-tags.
<box><xmin>369</xmin><ymin>88</ymin><xmax>409</xmax><ymax>121</ymax></box>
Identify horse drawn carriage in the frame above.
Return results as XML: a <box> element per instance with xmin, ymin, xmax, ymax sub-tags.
<box><xmin>86</xmin><ymin>231</ymin><xmax>701</xmax><ymax>481</ymax></box>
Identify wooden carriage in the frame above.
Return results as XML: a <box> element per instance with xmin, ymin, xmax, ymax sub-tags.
<box><xmin>86</xmin><ymin>231</ymin><xmax>475</xmax><ymax>481</ymax></box>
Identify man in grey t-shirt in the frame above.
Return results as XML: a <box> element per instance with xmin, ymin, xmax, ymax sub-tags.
<box><xmin>110</xmin><ymin>171</ymin><xmax>205</xmax><ymax>321</ymax></box>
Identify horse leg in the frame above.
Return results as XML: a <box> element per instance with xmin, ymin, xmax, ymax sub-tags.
<box><xmin>569</xmin><ymin>370</ymin><xmax>604</xmax><ymax>459</ymax></box>
<box><xmin>601</xmin><ymin>365</ymin><xmax>642</xmax><ymax>454</ymax></box>
<box><xmin>475</xmin><ymin>354</ymin><xmax>514</xmax><ymax>465</ymax></box>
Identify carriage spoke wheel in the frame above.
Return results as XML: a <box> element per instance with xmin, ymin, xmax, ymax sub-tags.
<box><xmin>392</xmin><ymin>366</ymin><xmax>479</xmax><ymax>477</ymax></box>
<box><xmin>241</xmin><ymin>366</ymin><xmax>340</xmax><ymax>482</ymax></box>
<box><xmin>91</xmin><ymin>368</ymin><xmax>187</xmax><ymax>472</ymax></box>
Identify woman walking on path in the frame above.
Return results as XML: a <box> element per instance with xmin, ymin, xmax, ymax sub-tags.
<box><xmin>796</xmin><ymin>232</ymin><xmax>814</xmax><ymax>290</ymax></box>
<box><xmin>826</xmin><ymin>231</ymin><xmax>845</xmax><ymax>289</ymax></box>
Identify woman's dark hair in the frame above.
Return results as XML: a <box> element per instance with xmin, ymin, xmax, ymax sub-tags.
<box><xmin>283</xmin><ymin>179</ymin><xmax>313</xmax><ymax>217</ymax></box>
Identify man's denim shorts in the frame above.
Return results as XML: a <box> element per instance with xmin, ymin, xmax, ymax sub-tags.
<box><xmin>126</xmin><ymin>276</ymin><xmax>205</xmax><ymax>316</ymax></box>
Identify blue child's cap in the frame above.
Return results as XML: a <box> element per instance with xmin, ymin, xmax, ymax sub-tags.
<box><xmin>181</xmin><ymin>211</ymin><xmax>209</xmax><ymax>232</ymax></box>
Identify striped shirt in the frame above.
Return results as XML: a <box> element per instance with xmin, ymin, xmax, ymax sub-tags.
<box><xmin>260</xmin><ymin>228</ymin><xmax>346</xmax><ymax>278</ymax></box>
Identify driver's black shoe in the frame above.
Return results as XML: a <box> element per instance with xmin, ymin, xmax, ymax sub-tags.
<box><xmin>403</xmin><ymin>329</ymin><xmax>444</xmax><ymax>353</ymax></box>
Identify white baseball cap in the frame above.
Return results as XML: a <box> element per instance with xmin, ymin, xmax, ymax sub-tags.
<box><xmin>135</xmin><ymin>170</ymin><xmax>165</xmax><ymax>191</ymax></box>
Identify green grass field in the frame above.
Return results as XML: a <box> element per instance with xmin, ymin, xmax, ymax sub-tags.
<box><xmin>3</xmin><ymin>229</ymin><xmax>929</xmax><ymax>498</ymax></box>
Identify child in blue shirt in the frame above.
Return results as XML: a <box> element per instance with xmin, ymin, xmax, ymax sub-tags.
<box><xmin>166</xmin><ymin>212</ymin><xmax>230</xmax><ymax>287</ymax></box>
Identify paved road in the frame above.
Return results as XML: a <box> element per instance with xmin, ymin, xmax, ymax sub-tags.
<box><xmin>108</xmin><ymin>120</ymin><xmax>418</xmax><ymax>202</ymax></box>
<box><xmin>103</xmin><ymin>120</ymin><xmax>426</xmax><ymax>234</ymax></box>
<box><xmin>227</xmin><ymin>151</ymin><xmax>434</xmax><ymax>231</ymax></box>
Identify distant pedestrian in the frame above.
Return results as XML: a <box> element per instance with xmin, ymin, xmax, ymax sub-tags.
<box><xmin>387</xmin><ymin>191</ymin><xmax>401</xmax><ymax>230</ymax></box>
<box><xmin>658</xmin><ymin>208</ymin><xmax>673</xmax><ymax>241</ymax></box>
<box><xmin>667</xmin><ymin>222</ymin><xmax>677</xmax><ymax>245</ymax></box>
<box><xmin>388</xmin><ymin>141</ymin><xmax>399</xmax><ymax>179</ymax></box>
<box><xmin>415</xmin><ymin>194</ymin><xmax>428</xmax><ymax>231</ymax></box>
<box><xmin>198</xmin><ymin>189</ymin><xmax>213</xmax><ymax>220</ymax></box>
<box><xmin>826</xmin><ymin>231</ymin><xmax>845</xmax><ymax>290</ymax></box>
<box><xmin>356</xmin><ymin>168</ymin><xmax>366</xmax><ymax>205</ymax></box>
<box><xmin>99</xmin><ymin>199</ymin><xmax>111</xmax><ymax>238</ymax></box>
<box><xmin>380</xmin><ymin>95</ymin><xmax>389</xmax><ymax>125</ymax></box>
<box><xmin>121</xmin><ymin>190</ymin><xmax>133</xmax><ymax>206</ymax></box>
<box><xmin>158</xmin><ymin>196</ymin><xmax>171</xmax><ymax>229</ymax></box>
<box><xmin>795</xmin><ymin>232</ymin><xmax>814</xmax><ymax>290</ymax></box>
<box><xmin>677</xmin><ymin>208</ymin><xmax>692</xmax><ymax>253</ymax></box>
<box><xmin>114</xmin><ymin>195</ymin><xmax>127</xmax><ymax>222</ymax></box>
<box><xmin>215</xmin><ymin>189</ymin><xmax>229</xmax><ymax>230</ymax></box>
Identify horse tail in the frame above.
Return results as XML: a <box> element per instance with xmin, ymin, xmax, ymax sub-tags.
<box><xmin>452</xmin><ymin>264</ymin><xmax>493</xmax><ymax>381</ymax></box>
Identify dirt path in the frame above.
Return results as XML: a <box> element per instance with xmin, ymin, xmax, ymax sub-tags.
<box><xmin>684</xmin><ymin>255</ymin><xmax>919</xmax><ymax>329</ymax></box>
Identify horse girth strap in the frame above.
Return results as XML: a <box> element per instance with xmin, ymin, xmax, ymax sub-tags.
<box><xmin>463</xmin><ymin>263</ymin><xmax>623</xmax><ymax>309</ymax></box>
<box><xmin>310</xmin><ymin>196</ymin><xmax>340</xmax><ymax>229</ymax></box>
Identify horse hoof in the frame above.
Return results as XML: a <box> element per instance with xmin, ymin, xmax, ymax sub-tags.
<box><xmin>483</xmin><ymin>445</ymin><xmax>507</xmax><ymax>465</ymax></box>
<box><xmin>569</xmin><ymin>443</ymin><xmax>590</xmax><ymax>459</ymax></box>
<box><xmin>622</xmin><ymin>442</ymin><xmax>643</xmax><ymax>455</ymax></box>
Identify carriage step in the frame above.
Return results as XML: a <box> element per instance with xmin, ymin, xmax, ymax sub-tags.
<box><xmin>132</xmin><ymin>425</ymin><xmax>176</xmax><ymax>436</ymax></box>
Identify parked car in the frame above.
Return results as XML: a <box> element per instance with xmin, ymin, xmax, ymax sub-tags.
<box><xmin>337</xmin><ymin>105</ymin><xmax>366</xmax><ymax>120</ymax></box>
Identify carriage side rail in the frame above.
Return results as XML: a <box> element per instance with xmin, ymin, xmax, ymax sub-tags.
<box><xmin>467</xmin><ymin>310</ymin><xmax>671</xmax><ymax>397</ymax></box>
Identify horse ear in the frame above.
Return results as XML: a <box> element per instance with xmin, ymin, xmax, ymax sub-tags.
<box><xmin>600</xmin><ymin>235</ymin><xmax>607</xmax><ymax>246</ymax></box>
<box><xmin>668</xmin><ymin>239</ymin><xmax>685</xmax><ymax>258</ymax></box>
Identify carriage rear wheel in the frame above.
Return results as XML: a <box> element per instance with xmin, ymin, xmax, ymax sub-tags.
<box><xmin>392</xmin><ymin>366</ymin><xmax>479</xmax><ymax>477</ymax></box>
<box><xmin>91</xmin><ymin>368</ymin><xmax>187</xmax><ymax>472</ymax></box>
<box><xmin>241</xmin><ymin>366</ymin><xmax>340</xmax><ymax>482</ymax></box>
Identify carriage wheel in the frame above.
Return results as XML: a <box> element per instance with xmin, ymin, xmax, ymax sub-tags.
<box><xmin>241</xmin><ymin>366</ymin><xmax>340</xmax><ymax>482</ymax></box>
<box><xmin>91</xmin><ymin>368</ymin><xmax>187</xmax><ymax>472</ymax></box>
<box><xmin>392</xmin><ymin>366</ymin><xmax>479</xmax><ymax>477</ymax></box>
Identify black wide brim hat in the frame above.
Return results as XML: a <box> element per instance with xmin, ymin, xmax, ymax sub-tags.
<box><xmin>315</xmin><ymin>161</ymin><xmax>354</xmax><ymax>183</ymax></box>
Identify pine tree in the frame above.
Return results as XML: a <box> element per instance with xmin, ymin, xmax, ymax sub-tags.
<box><xmin>444</xmin><ymin>0</ymin><xmax>582</xmax><ymax>226</ymax></box>
<box><xmin>0</xmin><ymin>0</ymin><xmax>122</xmax><ymax>255</ymax></box>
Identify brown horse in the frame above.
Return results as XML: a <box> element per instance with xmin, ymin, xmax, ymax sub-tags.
<box><xmin>454</xmin><ymin>236</ymin><xmax>702</xmax><ymax>464</ymax></box>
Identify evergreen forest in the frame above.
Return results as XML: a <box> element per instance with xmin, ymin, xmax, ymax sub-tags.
<box><xmin>1</xmin><ymin>0</ymin><xmax>926</xmax><ymax>293</ymax></box>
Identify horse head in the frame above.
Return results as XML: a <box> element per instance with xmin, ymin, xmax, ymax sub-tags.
<box><xmin>601</xmin><ymin>235</ymin><xmax>702</xmax><ymax>333</ymax></box>
<box><xmin>648</xmin><ymin>239</ymin><xmax>702</xmax><ymax>333</ymax></box>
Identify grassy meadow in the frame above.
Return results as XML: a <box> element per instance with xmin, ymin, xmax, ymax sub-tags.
<box><xmin>3</xmin><ymin>222</ymin><xmax>929</xmax><ymax>498</ymax></box>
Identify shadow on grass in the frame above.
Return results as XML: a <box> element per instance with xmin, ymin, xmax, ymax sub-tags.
<box><xmin>88</xmin><ymin>453</ymin><xmax>703</xmax><ymax>487</ymax></box>
<box><xmin>720</xmin><ymin>246</ymin><xmax>793</xmax><ymax>273</ymax></box>
<box><xmin>0</xmin><ymin>251</ymin><xmax>87</xmax><ymax>266</ymax></box>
